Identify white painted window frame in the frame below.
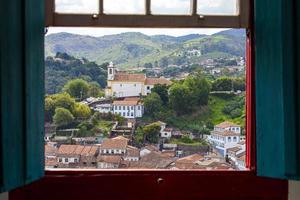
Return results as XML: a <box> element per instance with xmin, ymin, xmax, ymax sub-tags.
<box><xmin>45</xmin><ymin>0</ymin><xmax>250</xmax><ymax>28</ymax></box>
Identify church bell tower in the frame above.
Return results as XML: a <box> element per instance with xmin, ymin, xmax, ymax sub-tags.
<box><xmin>107</xmin><ymin>61</ymin><xmax>115</xmax><ymax>81</ymax></box>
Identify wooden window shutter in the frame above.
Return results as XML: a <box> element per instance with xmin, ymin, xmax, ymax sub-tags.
<box><xmin>0</xmin><ymin>0</ymin><xmax>45</xmax><ymax>192</ymax></box>
<box><xmin>255</xmin><ymin>0</ymin><xmax>300</xmax><ymax>180</ymax></box>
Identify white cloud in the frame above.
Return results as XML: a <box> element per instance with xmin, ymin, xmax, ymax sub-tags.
<box><xmin>47</xmin><ymin>27</ymin><xmax>229</xmax><ymax>37</ymax></box>
<box><xmin>197</xmin><ymin>0</ymin><xmax>238</xmax><ymax>15</ymax></box>
<box><xmin>151</xmin><ymin>0</ymin><xmax>191</xmax><ymax>14</ymax></box>
<box><xmin>55</xmin><ymin>0</ymin><xmax>238</xmax><ymax>15</ymax></box>
<box><xmin>55</xmin><ymin>0</ymin><xmax>99</xmax><ymax>14</ymax></box>
<box><xmin>104</xmin><ymin>0</ymin><xmax>145</xmax><ymax>14</ymax></box>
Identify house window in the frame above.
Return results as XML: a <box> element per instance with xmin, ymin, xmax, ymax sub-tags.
<box><xmin>65</xmin><ymin>158</ymin><xmax>68</xmax><ymax>162</ymax></box>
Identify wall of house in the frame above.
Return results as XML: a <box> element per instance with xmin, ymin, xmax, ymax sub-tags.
<box><xmin>112</xmin><ymin>82</ymin><xmax>143</xmax><ymax>97</ymax></box>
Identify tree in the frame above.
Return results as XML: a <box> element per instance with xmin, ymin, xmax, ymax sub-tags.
<box><xmin>52</xmin><ymin>93</ymin><xmax>76</xmax><ymax>111</ymax></box>
<box><xmin>143</xmin><ymin>123</ymin><xmax>161</xmax><ymax>144</ymax></box>
<box><xmin>233</xmin><ymin>77</ymin><xmax>246</xmax><ymax>91</ymax></box>
<box><xmin>212</xmin><ymin>77</ymin><xmax>233</xmax><ymax>91</ymax></box>
<box><xmin>144</xmin><ymin>92</ymin><xmax>163</xmax><ymax>116</ymax></box>
<box><xmin>169</xmin><ymin>83</ymin><xmax>191</xmax><ymax>115</ymax></box>
<box><xmin>45</xmin><ymin>97</ymin><xmax>55</xmax><ymax>122</ymax></box>
<box><xmin>88</xmin><ymin>82</ymin><xmax>104</xmax><ymax>97</ymax></box>
<box><xmin>53</xmin><ymin>107</ymin><xmax>75</xmax><ymax>127</ymax></box>
<box><xmin>143</xmin><ymin>63</ymin><xmax>153</xmax><ymax>68</ymax></box>
<box><xmin>114</xmin><ymin>114</ymin><xmax>125</xmax><ymax>125</ymax></box>
<box><xmin>151</xmin><ymin>84</ymin><xmax>169</xmax><ymax>105</ymax></box>
<box><xmin>63</xmin><ymin>79</ymin><xmax>90</xmax><ymax>100</ymax></box>
<box><xmin>73</xmin><ymin>103</ymin><xmax>91</xmax><ymax>120</ymax></box>
<box><xmin>183</xmin><ymin>72</ymin><xmax>210</xmax><ymax>106</ymax></box>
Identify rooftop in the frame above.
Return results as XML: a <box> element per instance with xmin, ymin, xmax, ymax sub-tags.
<box><xmin>215</xmin><ymin>121</ymin><xmax>240</xmax><ymax>128</ymax></box>
<box><xmin>113</xmin><ymin>99</ymin><xmax>140</xmax><ymax>106</ymax></box>
<box><xmin>113</xmin><ymin>73</ymin><xmax>146</xmax><ymax>82</ymax></box>
<box><xmin>101</xmin><ymin>138</ymin><xmax>128</xmax><ymax>149</ymax></box>
<box><xmin>97</xmin><ymin>155</ymin><xmax>122</xmax><ymax>164</ymax></box>
<box><xmin>211</xmin><ymin>130</ymin><xmax>240</xmax><ymax>137</ymax></box>
<box><xmin>145</xmin><ymin>77</ymin><xmax>172</xmax><ymax>86</ymax></box>
<box><xmin>126</xmin><ymin>146</ymin><xmax>140</xmax><ymax>157</ymax></box>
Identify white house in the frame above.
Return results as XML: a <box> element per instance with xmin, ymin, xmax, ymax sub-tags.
<box><xmin>112</xmin><ymin>97</ymin><xmax>144</xmax><ymax>118</ymax></box>
<box><xmin>97</xmin><ymin>155</ymin><xmax>122</xmax><ymax>169</ymax></box>
<box><xmin>56</xmin><ymin>145</ymin><xmax>83</xmax><ymax>165</ymax></box>
<box><xmin>100</xmin><ymin>137</ymin><xmax>128</xmax><ymax>155</ymax></box>
<box><xmin>208</xmin><ymin>122</ymin><xmax>242</xmax><ymax>157</ymax></box>
<box><xmin>105</xmin><ymin>62</ymin><xmax>172</xmax><ymax>97</ymax></box>
<box><xmin>94</xmin><ymin>103</ymin><xmax>112</xmax><ymax>113</ymax></box>
<box><xmin>213</xmin><ymin>121</ymin><xmax>241</xmax><ymax>134</ymax></box>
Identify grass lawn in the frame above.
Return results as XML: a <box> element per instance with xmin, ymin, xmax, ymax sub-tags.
<box><xmin>96</xmin><ymin>120</ymin><xmax>115</xmax><ymax>136</ymax></box>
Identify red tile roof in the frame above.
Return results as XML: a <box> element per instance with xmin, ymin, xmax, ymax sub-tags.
<box><xmin>113</xmin><ymin>100</ymin><xmax>139</xmax><ymax>106</ymax></box>
<box><xmin>97</xmin><ymin>155</ymin><xmax>122</xmax><ymax>164</ymax></box>
<box><xmin>215</xmin><ymin>121</ymin><xmax>240</xmax><ymax>128</ymax></box>
<box><xmin>211</xmin><ymin>130</ymin><xmax>240</xmax><ymax>137</ymax></box>
<box><xmin>113</xmin><ymin>73</ymin><xmax>146</xmax><ymax>82</ymax></box>
<box><xmin>101</xmin><ymin>138</ymin><xmax>128</xmax><ymax>149</ymax></box>
<box><xmin>126</xmin><ymin>146</ymin><xmax>140</xmax><ymax>157</ymax></box>
<box><xmin>145</xmin><ymin>77</ymin><xmax>172</xmax><ymax>85</ymax></box>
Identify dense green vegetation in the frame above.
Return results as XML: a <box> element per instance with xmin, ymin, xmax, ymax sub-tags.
<box><xmin>141</xmin><ymin>74</ymin><xmax>245</xmax><ymax>135</ymax></box>
<box><xmin>45</xmin><ymin>52</ymin><xmax>108</xmax><ymax>94</ymax></box>
<box><xmin>45</xmin><ymin>81</ymin><xmax>124</xmax><ymax>137</ymax></box>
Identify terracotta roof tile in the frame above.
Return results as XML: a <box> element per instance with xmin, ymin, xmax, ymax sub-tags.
<box><xmin>80</xmin><ymin>146</ymin><xmax>98</xmax><ymax>156</ymax></box>
<box><xmin>211</xmin><ymin>130</ymin><xmax>240</xmax><ymax>136</ymax></box>
<box><xmin>215</xmin><ymin>121</ymin><xmax>240</xmax><ymax>128</ymax></box>
<box><xmin>97</xmin><ymin>155</ymin><xmax>122</xmax><ymax>164</ymax></box>
<box><xmin>145</xmin><ymin>78</ymin><xmax>172</xmax><ymax>85</ymax></box>
<box><xmin>45</xmin><ymin>144</ymin><xmax>57</xmax><ymax>156</ymax></box>
<box><xmin>113</xmin><ymin>100</ymin><xmax>139</xmax><ymax>106</ymax></box>
<box><xmin>101</xmin><ymin>138</ymin><xmax>128</xmax><ymax>149</ymax></box>
<box><xmin>126</xmin><ymin>146</ymin><xmax>140</xmax><ymax>157</ymax></box>
<box><xmin>129</xmin><ymin>152</ymin><xmax>175</xmax><ymax>169</ymax></box>
<box><xmin>113</xmin><ymin>73</ymin><xmax>145</xmax><ymax>82</ymax></box>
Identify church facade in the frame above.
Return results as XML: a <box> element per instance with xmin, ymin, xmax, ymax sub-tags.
<box><xmin>105</xmin><ymin>62</ymin><xmax>172</xmax><ymax>97</ymax></box>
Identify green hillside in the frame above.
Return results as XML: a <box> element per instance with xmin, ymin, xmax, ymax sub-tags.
<box><xmin>45</xmin><ymin>29</ymin><xmax>245</xmax><ymax>69</ymax></box>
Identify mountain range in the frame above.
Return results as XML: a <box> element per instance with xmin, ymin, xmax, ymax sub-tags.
<box><xmin>45</xmin><ymin>29</ymin><xmax>246</xmax><ymax>68</ymax></box>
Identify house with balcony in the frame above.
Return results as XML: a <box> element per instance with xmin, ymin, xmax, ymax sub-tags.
<box><xmin>208</xmin><ymin>122</ymin><xmax>242</xmax><ymax>157</ymax></box>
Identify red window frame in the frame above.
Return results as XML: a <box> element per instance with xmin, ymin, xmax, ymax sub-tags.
<box><xmin>9</xmin><ymin>1</ymin><xmax>288</xmax><ymax>199</ymax></box>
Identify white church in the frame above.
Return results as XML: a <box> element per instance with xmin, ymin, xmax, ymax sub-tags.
<box><xmin>105</xmin><ymin>62</ymin><xmax>172</xmax><ymax>98</ymax></box>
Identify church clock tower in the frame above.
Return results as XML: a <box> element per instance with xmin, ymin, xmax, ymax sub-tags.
<box><xmin>107</xmin><ymin>61</ymin><xmax>115</xmax><ymax>81</ymax></box>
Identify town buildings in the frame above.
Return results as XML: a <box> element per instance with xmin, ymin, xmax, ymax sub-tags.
<box><xmin>105</xmin><ymin>62</ymin><xmax>172</xmax><ymax>97</ymax></box>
